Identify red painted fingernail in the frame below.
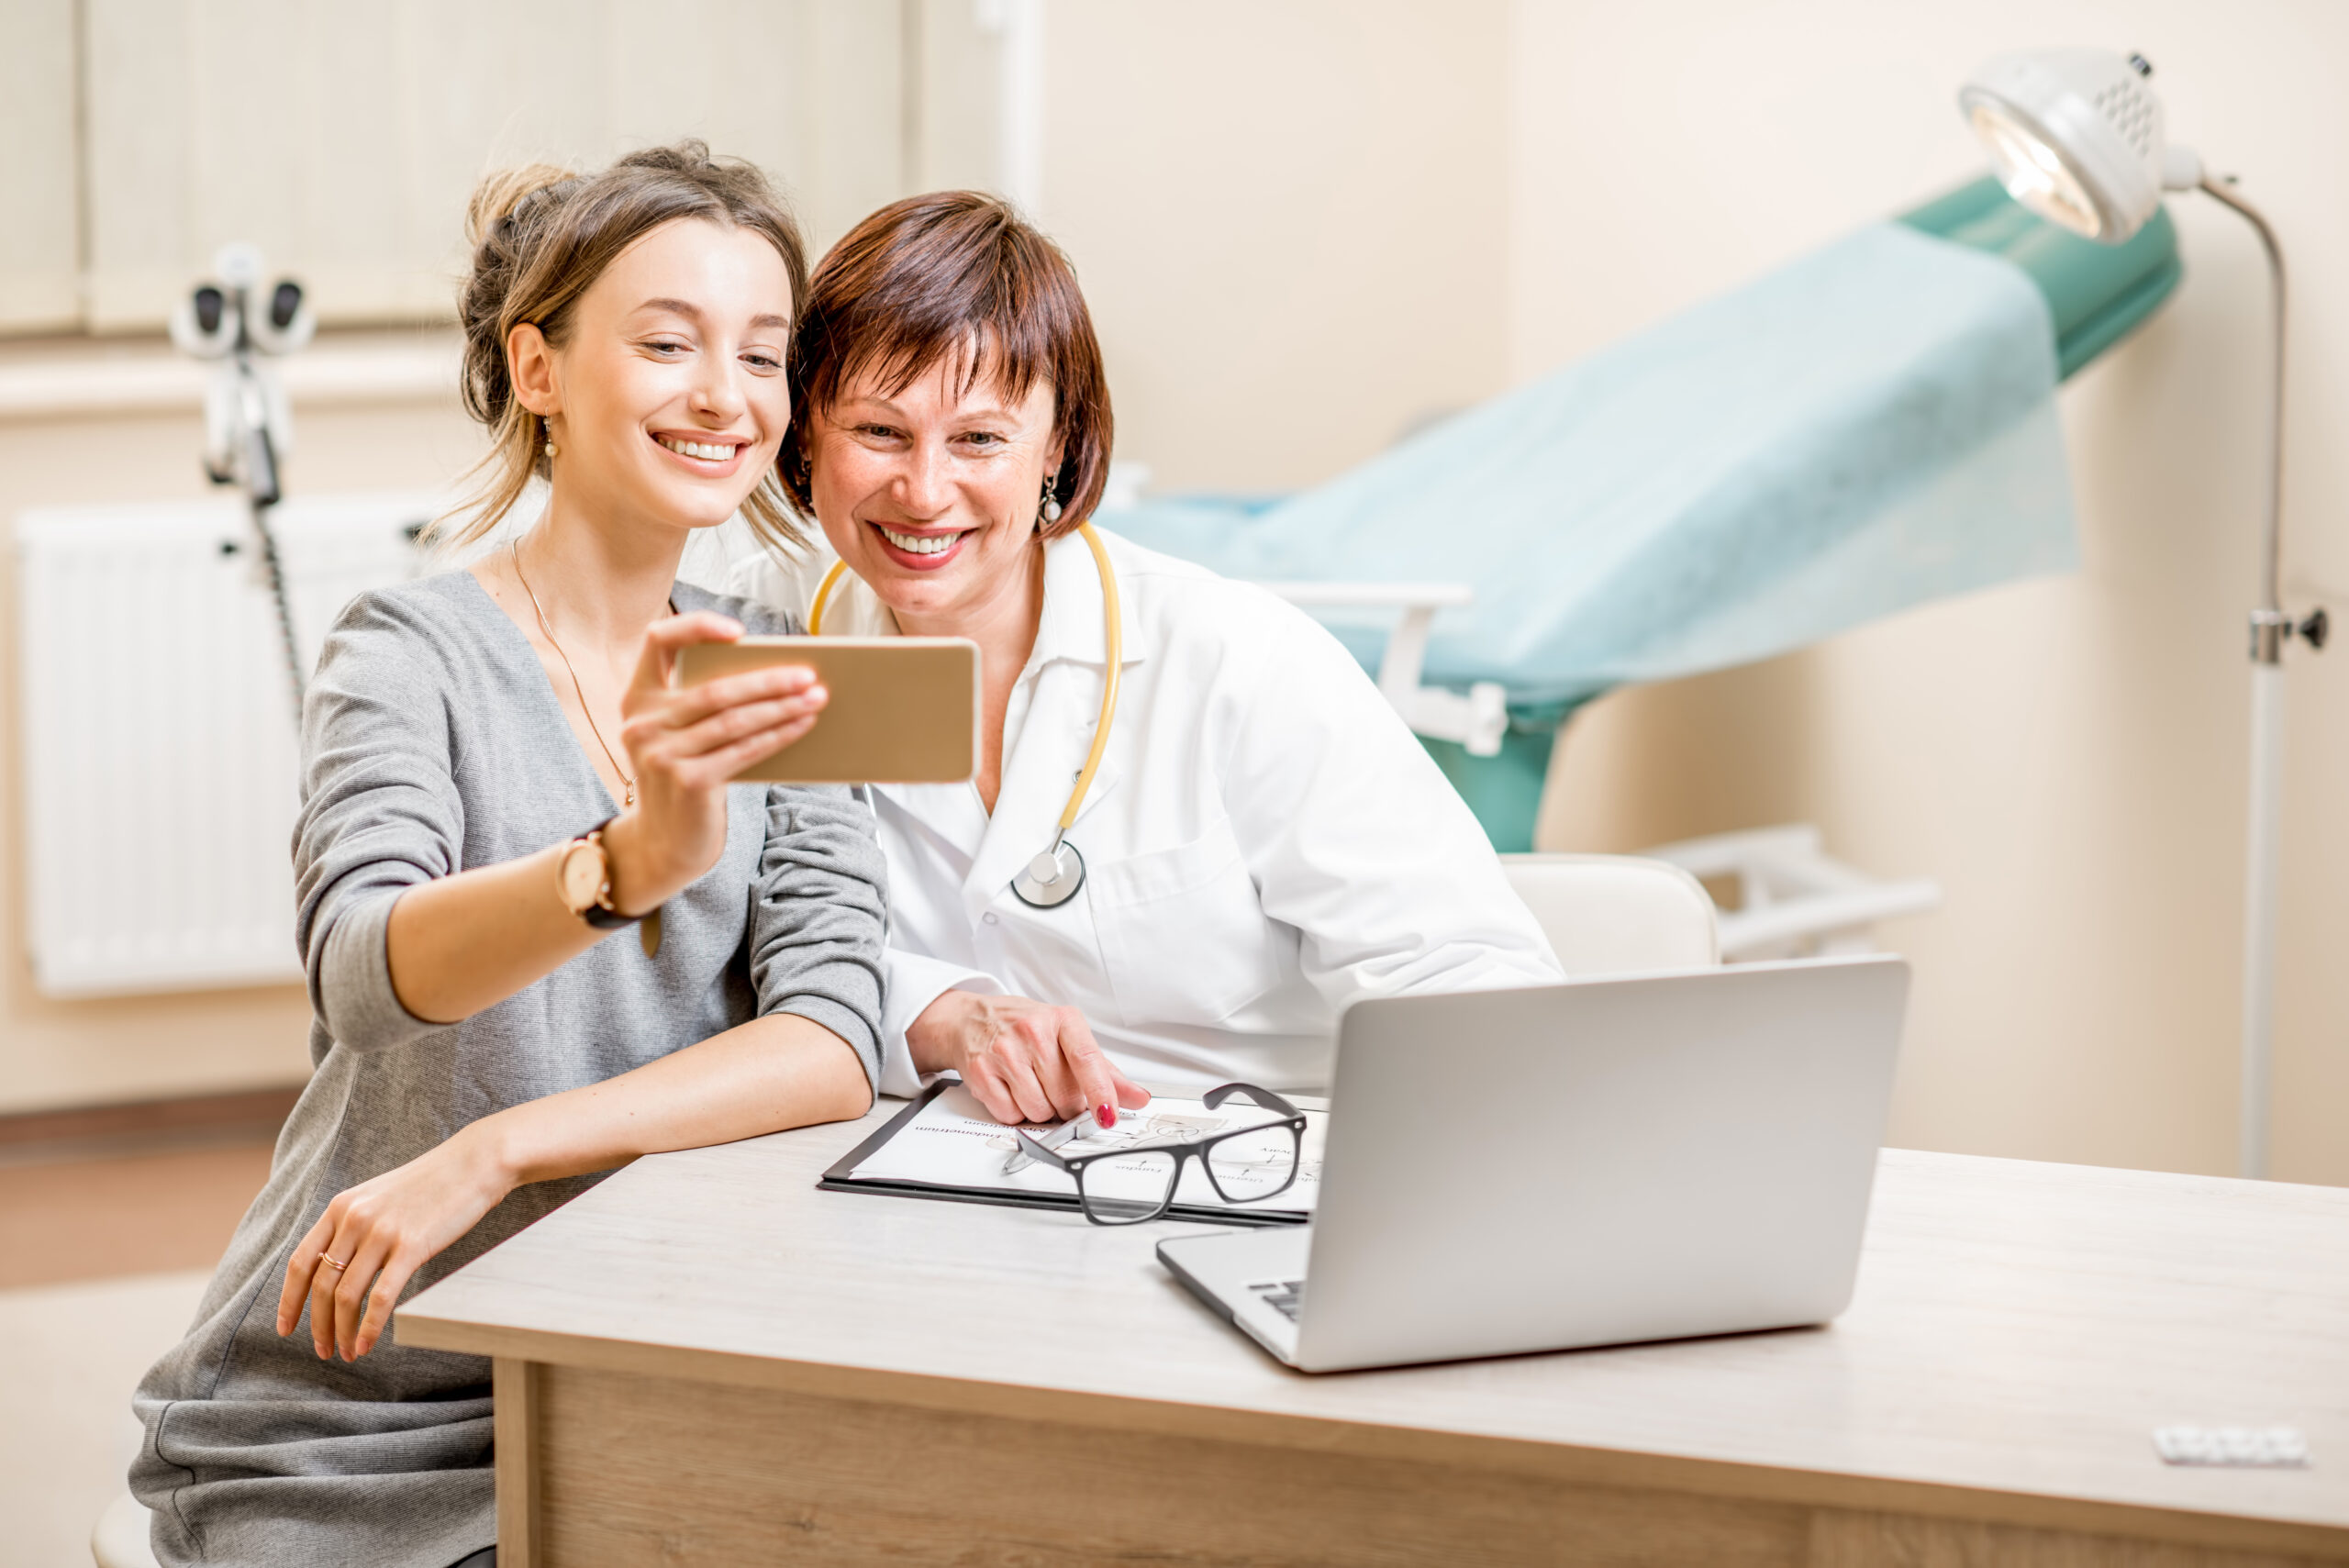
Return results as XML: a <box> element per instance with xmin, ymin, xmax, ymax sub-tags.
<box><xmin>1097</xmin><ymin>1103</ymin><xmax>1117</xmax><ymax>1129</ymax></box>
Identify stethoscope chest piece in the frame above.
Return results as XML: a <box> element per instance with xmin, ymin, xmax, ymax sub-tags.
<box><xmin>1011</xmin><ymin>840</ymin><xmax>1086</xmax><ymax>908</ymax></box>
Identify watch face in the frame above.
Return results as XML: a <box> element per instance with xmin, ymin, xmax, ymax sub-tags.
<box><xmin>557</xmin><ymin>840</ymin><xmax>607</xmax><ymax>914</ymax></box>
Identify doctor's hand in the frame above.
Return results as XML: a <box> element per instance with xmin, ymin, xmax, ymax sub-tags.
<box><xmin>603</xmin><ymin>612</ymin><xmax>828</xmax><ymax>914</ymax></box>
<box><xmin>907</xmin><ymin>990</ymin><xmax>1152</xmax><ymax>1127</ymax></box>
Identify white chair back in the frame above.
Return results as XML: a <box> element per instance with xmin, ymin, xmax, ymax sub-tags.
<box><xmin>92</xmin><ymin>1491</ymin><xmax>160</xmax><ymax>1568</ymax></box>
<box><xmin>1500</xmin><ymin>853</ymin><xmax>1719</xmax><ymax>975</ymax></box>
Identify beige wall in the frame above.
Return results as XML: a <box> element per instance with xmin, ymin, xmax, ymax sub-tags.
<box><xmin>0</xmin><ymin>369</ymin><xmax>481</xmax><ymax>1113</ymax></box>
<box><xmin>1045</xmin><ymin>0</ymin><xmax>1513</xmax><ymax>493</ymax></box>
<box><xmin>1516</xmin><ymin>0</ymin><xmax>2349</xmax><ymax>1184</ymax></box>
<box><xmin>0</xmin><ymin>0</ymin><xmax>78</xmax><ymax>332</ymax></box>
<box><xmin>37</xmin><ymin>0</ymin><xmax>908</xmax><ymax>331</ymax></box>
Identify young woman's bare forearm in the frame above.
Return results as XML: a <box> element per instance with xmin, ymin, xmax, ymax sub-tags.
<box><xmin>383</xmin><ymin>812</ymin><xmax>689</xmax><ymax>1024</ymax></box>
<box><xmin>384</xmin><ymin>843</ymin><xmax>604</xmax><ymax>1023</ymax></box>
<box><xmin>286</xmin><ymin>1014</ymin><xmax>870</xmax><ymax>1362</ymax></box>
<box><xmin>465</xmin><ymin>1012</ymin><xmax>872</xmax><ymax>1189</ymax></box>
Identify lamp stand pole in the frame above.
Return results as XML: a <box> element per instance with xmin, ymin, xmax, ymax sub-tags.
<box><xmin>2196</xmin><ymin>176</ymin><xmax>2316</xmax><ymax>1180</ymax></box>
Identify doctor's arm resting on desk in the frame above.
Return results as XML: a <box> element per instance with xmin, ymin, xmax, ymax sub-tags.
<box><xmin>742</xmin><ymin>190</ymin><xmax>1559</xmax><ymax>1126</ymax></box>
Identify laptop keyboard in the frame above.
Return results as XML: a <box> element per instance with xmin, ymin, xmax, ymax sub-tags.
<box><xmin>1250</xmin><ymin>1278</ymin><xmax>1306</xmax><ymax>1321</ymax></box>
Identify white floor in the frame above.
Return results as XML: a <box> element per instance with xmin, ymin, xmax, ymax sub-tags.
<box><xmin>0</xmin><ymin>1271</ymin><xmax>206</xmax><ymax>1568</ymax></box>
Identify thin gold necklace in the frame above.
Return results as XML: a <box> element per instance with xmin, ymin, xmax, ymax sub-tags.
<box><xmin>512</xmin><ymin>541</ymin><xmax>638</xmax><ymax>808</ymax></box>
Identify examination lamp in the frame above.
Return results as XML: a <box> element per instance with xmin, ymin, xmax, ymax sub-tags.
<box><xmin>168</xmin><ymin>240</ymin><xmax>317</xmax><ymax>499</ymax></box>
<box><xmin>169</xmin><ymin>241</ymin><xmax>317</xmax><ymax>718</ymax></box>
<box><xmin>1960</xmin><ymin>50</ymin><xmax>2323</xmax><ymax>1179</ymax></box>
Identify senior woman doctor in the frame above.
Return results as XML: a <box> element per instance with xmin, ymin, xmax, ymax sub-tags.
<box><xmin>735</xmin><ymin>193</ymin><xmax>1561</xmax><ymax>1128</ymax></box>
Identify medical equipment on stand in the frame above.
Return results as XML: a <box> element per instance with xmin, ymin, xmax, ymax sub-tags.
<box><xmin>168</xmin><ymin>242</ymin><xmax>317</xmax><ymax>720</ymax></box>
<box><xmin>808</xmin><ymin>520</ymin><xmax>1124</xmax><ymax>909</ymax></box>
<box><xmin>1955</xmin><ymin>49</ymin><xmax>2321</xmax><ymax>1183</ymax></box>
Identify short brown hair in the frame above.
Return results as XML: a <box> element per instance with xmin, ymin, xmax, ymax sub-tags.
<box><xmin>781</xmin><ymin>192</ymin><xmax>1112</xmax><ymax>539</ymax></box>
<box><xmin>439</xmin><ymin>140</ymin><xmax>811</xmax><ymax>550</ymax></box>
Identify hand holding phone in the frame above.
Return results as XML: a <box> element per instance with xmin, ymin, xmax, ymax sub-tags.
<box><xmin>673</xmin><ymin>636</ymin><xmax>979</xmax><ymax>784</ymax></box>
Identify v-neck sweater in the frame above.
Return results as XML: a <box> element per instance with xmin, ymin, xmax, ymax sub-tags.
<box><xmin>130</xmin><ymin>571</ymin><xmax>886</xmax><ymax>1568</ymax></box>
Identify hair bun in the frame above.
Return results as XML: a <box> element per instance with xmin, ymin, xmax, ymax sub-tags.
<box><xmin>463</xmin><ymin>162</ymin><xmax>577</xmax><ymax>249</ymax></box>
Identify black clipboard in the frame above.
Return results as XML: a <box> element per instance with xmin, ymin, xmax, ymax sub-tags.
<box><xmin>818</xmin><ymin>1080</ymin><xmax>1308</xmax><ymax>1228</ymax></box>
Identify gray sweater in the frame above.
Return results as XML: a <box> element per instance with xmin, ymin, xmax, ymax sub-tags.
<box><xmin>130</xmin><ymin>572</ymin><xmax>886</xmax><ymax>1568</ymax></box>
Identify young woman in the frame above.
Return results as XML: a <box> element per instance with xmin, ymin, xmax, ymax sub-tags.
<box><xmin>130</xmin><ymin>144</ymin><xmax>884</xmax><ymax>1568</ymax></box>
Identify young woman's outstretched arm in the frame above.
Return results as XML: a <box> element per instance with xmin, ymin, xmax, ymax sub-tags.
<box><xmin>381</xmin><ymin>611</ymin><xmax>825</xmax><ymax>1023</ymax></box>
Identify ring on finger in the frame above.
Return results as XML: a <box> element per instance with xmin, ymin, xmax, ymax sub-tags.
<box><xmin>318</xmin><ymin>1252</ymin><xmax>351</xmax><ymax>1272</ymax></box>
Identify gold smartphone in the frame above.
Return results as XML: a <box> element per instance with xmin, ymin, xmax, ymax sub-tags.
<box><xmin>672</xmin><ymin>637</ymin><xmax>979</xmax><ymax>784</ymax></box>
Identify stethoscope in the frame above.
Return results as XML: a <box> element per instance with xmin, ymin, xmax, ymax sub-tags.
<box><xmin>808</xmin><ymin>520</ymin><xmax>1123</xmax><ymax>909</ymax></box>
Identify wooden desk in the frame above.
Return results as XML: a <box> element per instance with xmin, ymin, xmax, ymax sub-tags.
<box><xmin>401</xmin><ymin>1106</ymin><xmax>2349</xmax><ymax>1566</ymax></box>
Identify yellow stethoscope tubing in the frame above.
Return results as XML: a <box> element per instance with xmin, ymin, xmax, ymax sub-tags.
<box><xmin>807</xmin><ymin>519</ymin><xmax>1122</xmax><ymax>843</ymax></box>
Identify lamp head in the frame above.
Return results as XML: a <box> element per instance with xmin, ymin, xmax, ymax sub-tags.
<box><xmin>1958</xmin><ymin>49</ymin><xmax>2203</xmax><ymax>244</ymax></box>
<box><xmin>166</xmin><ymin>242</ymin><xmax>316</xmax><ymax>360</ymax></box>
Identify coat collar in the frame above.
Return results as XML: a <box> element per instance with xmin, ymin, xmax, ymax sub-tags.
<box><xmin>1027</xmin><ymin>525</ymin><xmax>1147</xmax><ymax>674</ymax></box>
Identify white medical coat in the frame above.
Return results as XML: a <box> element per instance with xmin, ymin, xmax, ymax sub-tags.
<box><xmin>730</xmin><ymin>527</ymin><xmax>1561</xmax><ymax>1096</ymax></box>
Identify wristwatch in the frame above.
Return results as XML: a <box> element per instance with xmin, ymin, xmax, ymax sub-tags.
<box><xmin>555</xmin><ymin>818</ymin><xmax>641</xmax><ymax>929</ymax></box>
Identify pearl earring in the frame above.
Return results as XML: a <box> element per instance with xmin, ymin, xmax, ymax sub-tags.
<box><xmin>1040</xmin><ymin>477</ymin><xmax>1063</xmax><ymax>524</ymax></box>
<box><xmin>542</xmin><ymin>417</ymin><xmax>558</xmax><ymax>460</ymax></box>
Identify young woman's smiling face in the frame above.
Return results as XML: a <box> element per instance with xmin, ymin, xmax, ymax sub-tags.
<box><xmin>515</xmin><ymin>217</ymin><xmax>795</xmax><ymax>536</ymax></box>
<box><xmin>805</xmin><ymin>354</ymin><xmax>1062</xmax><ymax>631</ymax></box>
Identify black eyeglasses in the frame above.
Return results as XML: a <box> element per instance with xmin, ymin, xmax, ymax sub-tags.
<box><xmin>1012</xmin><ymin>1083</ymin><xmax>1308</xmax><ymax>1226</ymax></box>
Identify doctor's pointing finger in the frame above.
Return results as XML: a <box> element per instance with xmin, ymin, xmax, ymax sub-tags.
<box><xmin>732</xmin><ymin>192</ymin><xmax>1562</xmax><ymax>1117</ymax></box>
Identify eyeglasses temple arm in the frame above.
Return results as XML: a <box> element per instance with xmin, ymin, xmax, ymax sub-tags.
<box><xmin>1201</xmin><ymin>1081</ymin><xmax>1302</xmax><ymax>1118</ymax></box>
<box><xmin>1011</xmin><ymin>1129</ymin><xmax>1078</xmax><ymax>1172</ymax></box>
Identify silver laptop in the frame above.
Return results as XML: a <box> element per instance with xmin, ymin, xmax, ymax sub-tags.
<box><xmin>1156</xmin><ymin>955</ymin><xmax>1909</xmax><ymax>1373</ymax></box>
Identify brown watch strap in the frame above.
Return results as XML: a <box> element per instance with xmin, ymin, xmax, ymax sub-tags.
<box><xmin>574</xmin><ymin>818</ymin><xmax>640</xmax><ymax>929</ymax></box>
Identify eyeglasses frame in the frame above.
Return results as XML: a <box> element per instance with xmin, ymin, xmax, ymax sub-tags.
<box><xmin>1010</xmin><ymin>1082</ymin><xmax>1308</xmax><ymax>1226</ymax></box>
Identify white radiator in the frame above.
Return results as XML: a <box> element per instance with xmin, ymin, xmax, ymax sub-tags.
<box><xmin>15</xmin><ymin>494</ymin><xmax>432</xmax><ymax>997</ymax></box>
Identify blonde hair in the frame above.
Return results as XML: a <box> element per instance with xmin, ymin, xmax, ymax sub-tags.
<box><xmin>435</xmin><ymin>141</ymin><xmax>810</xmax><ymax>550</ymax></box>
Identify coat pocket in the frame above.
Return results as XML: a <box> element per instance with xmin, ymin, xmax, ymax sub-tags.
<box><xmin>1087</xmin><ymin>817</ymin><xmax>1282</xmax><ymax>1027</ymax></box>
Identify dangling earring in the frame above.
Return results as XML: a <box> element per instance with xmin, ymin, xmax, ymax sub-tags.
<box><xmin>542</xmin><ymin>417</ymin><xmax>559</xmax><ymax>460</ymax></box>
<box><xmin>1040</xmin><ymin>475</ymin><xmax>1063</xmax><ymax>524</ymax></box>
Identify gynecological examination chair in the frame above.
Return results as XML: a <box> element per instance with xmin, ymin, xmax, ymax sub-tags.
<box><xmin>1102</xmin><ymin>176</ymin><xmax>2179</xmax><ymax>855</ymax></box>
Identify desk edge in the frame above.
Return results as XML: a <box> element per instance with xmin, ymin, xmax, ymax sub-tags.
<box><xmin>396</xmin><ymin>1307</ymin><xmax>2349</xmax><ymax>1559</ymax></box>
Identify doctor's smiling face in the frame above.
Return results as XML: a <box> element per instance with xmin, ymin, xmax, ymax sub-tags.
<box><xmin>806</xmin><ymin>351</ymin><xmax>1063</xmax><ymax>636</ymax></box>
